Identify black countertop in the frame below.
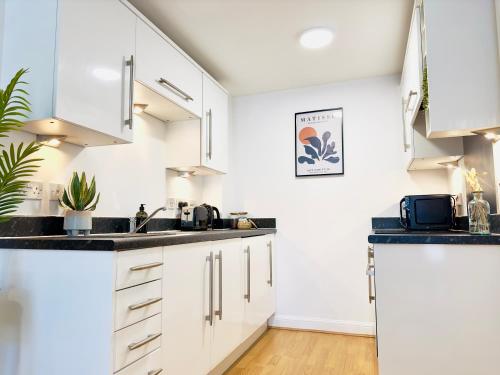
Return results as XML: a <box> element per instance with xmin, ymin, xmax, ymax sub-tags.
<box><xmin>0</xmin><ymin>229</ymin><xmax>277</xmax><ymax>251</ymax></box>
<box><xmin>369</xmin><ymin>229</ymin><xmax>500</xmax><ymax>245</ymax></box>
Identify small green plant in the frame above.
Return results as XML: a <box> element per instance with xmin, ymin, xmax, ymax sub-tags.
<box><xmin>421</xmin><ymin>64</ymin><xmax>429</xmax><ymax>111</ymax></box>
<box><xmin>59</xmin><ymin>172</ymin><xmax>100</xmax><ymax>211</ymax></box>
<box><xmin>0</xmin><ymin>68</ymin><xmax>43</xmax><ymax>222</ymax></box>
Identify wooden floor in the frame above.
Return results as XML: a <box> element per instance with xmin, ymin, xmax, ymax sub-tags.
<box><xmin>226</xmin><ymin>328</ymin><xmax>378</xmax><ymax>375</ymax></box>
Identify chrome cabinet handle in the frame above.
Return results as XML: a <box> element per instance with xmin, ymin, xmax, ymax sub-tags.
<box><xmin>125</xmin><ymin>55</ymin><xmax>134</xmax><ymax>130</ymax></box>
<box><xmin>129</xmin><ymin>262</ymin><xmax>163</xmax><ymax>271</ymax></box>
<box><xmin>244</xmin><ymin>246</ymin><xmax>251</xmax><ymax>302</ymax></box>
<box><xmin>128</xmin><ymin>297</ymin><xmax>162</xmax><ymax>311</ymax></box>
<box><xmin>209</xmin><ymin>109</ymin><xmax>213</xmax><ymax>160</ymax></box>
<box><xmin>158</xmin><ymin>77</ymin><xmax>193</xmax><ymax>101</ymax></box>
<box><xmin>405</xmin><ymin>90</ymin><xmax>418</xmax><ymax>113</ymax></box>
<box><xmin>214</xmin><ymin>250</ymin><xmax>222</xmax><ymax>320</ymax></box>
<box><xmin>205</xmin><ymin>110</ymin><xmax>212</xmax><ymax>160</ymax></box>
<box><xmin>267</xmin><ymin>241</ymin><xmax>273</xmax><ymax>286</ymax></box>
<box><xmin>148</xmin><ymin>369</ymin><xmax>163</xmax><ymax>375</ymax></box>
<box><xmin>401</xmin><ymin>97</ymin><xmax>411</xmax><ymax>152</ymax></box>
<box><xmin>128</xmin><ymin>332</ymin><xmax>161</xmax><ymax>351</ymax></box>
<box><xmin>366</xmin><ymin>245</ymin><xmax>375</xmax><ymax>303</ymax></box>
<box><xmin>206</xmin><ymin>252</ymin><xmax>214</xmax><ymax>326</ymax></box>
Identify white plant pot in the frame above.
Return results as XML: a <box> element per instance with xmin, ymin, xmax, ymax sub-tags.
<box><xmin>64</xmin><ymin>210</ymin><xmax>92</xmax><ymax>236</ymax></box>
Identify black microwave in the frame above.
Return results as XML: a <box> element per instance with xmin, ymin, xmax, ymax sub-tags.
<box><xmin>400</xmin><ymin>194</ymin><xmax>456</xmax><ymax>231</ymax></box>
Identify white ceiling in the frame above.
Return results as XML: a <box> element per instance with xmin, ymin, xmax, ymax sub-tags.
<box><xmin>129</xmin><ymin>0</ymin><xmax>412</xmax><ymax>96</ymax></box>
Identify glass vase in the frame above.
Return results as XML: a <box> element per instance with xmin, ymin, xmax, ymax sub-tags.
<box><xmin>468</xmin><ymin>191</ymin><xmax>490</xmax><ymax>235</ymax></box>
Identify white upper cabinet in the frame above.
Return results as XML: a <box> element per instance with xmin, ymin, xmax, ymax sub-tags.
<box><xmin>422</xmin><ymin>0</ymin><xmax>499</xmax><ymax>137</ymax></box>
<box><xmin>201</xmin><ymin>74</ymin><xmax>229</xmax><ymax>174</ymax></box>
<box><xmin>164</xmin><ymin>74</ymin><xmax>229</xmax><ymax>175</ymax></box>
<box><xmin>1</xmin><ymin>0</ymin><xmax>136</xmax><ymax>146</ymax></box>
<box><xmin>135</xmin><ymin>19</ymin><xmax>202</xmax><ymax>119</ymax></box>
<box><xmin>400</xmin><ymin>4</ymin><xmax>423</xmax><ymax>133</ymax></box>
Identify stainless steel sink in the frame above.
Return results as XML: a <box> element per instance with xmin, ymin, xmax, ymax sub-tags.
<box><xmin>83</xmin><ymin>230</ymin><xmax>195</xmax><ymax>239</ymax></box>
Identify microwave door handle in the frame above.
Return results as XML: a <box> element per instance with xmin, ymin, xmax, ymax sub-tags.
<box><xmin>451</xmin><ymin>195</ymin><xmax>457</xmax><ymax>227</ymax></box>
<box><xmin>399</xmin><ymin>198</ymin><xmax>408</xmax><ymax>229</ymax></box>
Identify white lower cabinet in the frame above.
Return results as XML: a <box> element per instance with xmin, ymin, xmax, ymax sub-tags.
<box><xmin>374</xmin><ymin>243</ymin><xmax>500</xmax><ymax>375</ymax></box>
<box><xmin>163</xmin><ymin>235</ymin><xmax>276</xmax><ymax>374</ymax></box>
<box><xmin>241</xmin><ymin>235</ymin><xmax>276</xmax><ymax>340</ymax></box>
<box><xmin>0</xmin><ymin>235</ymin><xmax>275</xmax><ymax>375</ymax></box>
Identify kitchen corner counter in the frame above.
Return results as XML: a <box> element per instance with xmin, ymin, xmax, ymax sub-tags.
<box><xmin>368</xmin><ymin>230</ymin><xmax>500</xmax><ymax>245</ymax></box>
<box><xmin>0</xmin><ymin>228</ymin><xmax>277</xmax><ymax>251</ymax></box>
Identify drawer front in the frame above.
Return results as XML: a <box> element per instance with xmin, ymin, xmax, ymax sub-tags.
<box><xmin>114</xmin><ymin>313</ymin><xmax>162</xmax><ymax>372</ymax></box>
<box><xmin>136</xmin><ymin>19</ymin><xmax>202</xmax><ymax>118</ymax></box>
<box><xmin>115</xmin><ymin>348</ymin><xmax>163</xmax><ymax>375</ymax></box>
<box><xmin>116</xmin><ymin>247</ymin><xmax>163</xmax><ymax>290</ymax></box>
<box><xmin>115</xmin><ymin>279</ymin><xmax>162</xmax><ymax>331</ymax></box>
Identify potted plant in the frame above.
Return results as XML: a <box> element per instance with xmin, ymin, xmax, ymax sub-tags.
<box><xmin>0</xmin><ymin>69</ymin><xmax>43</xmax><ymax>222</ymax></box>
<box><xmin>59</xmin><ymin>172</ymin><xmax>100</xmax><ymax>236</ymax></box>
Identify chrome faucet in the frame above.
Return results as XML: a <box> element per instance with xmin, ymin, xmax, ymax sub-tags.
<box><xmin>133</xmin><ymin>206</ymin><xmax>167</xmax><ymax>233</ymax></box>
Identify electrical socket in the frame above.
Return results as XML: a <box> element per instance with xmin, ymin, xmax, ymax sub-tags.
<box><xmin>49</xmin><ymin>183</ymin><xmax>64</xmax><ymax>201</ymax></box>
<box><xmin>24</xmin><ymin>181</ymin><xmax>43</xmax><ymax>200</ymax></box>
<box><xmin>166</xmin><ymin>198</ymin><xmax>178</xmax><ymax>210</ymax></box>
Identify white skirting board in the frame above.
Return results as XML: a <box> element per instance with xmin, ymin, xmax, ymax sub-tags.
<box><xmin>269</xmin><ymin>315</ymin><xmax>375</xmax><ymax>336</ymax></box>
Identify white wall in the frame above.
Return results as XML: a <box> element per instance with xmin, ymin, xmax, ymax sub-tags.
<box><xmin>227</xmin><ymin>75</ymin><xmax>450</xmax><ymax>334</ymax></box>
<box><xmin>8</xmin><ymin>113</ymin><xmax>206</xmax><ymax>218</ymax></box>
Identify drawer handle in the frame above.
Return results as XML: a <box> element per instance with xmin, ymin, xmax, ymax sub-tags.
<box><xmin>128</xmin><ymin>297</ymin><xmax>163</xmax><ymax>311</ymax></box>
<box><xmin>158</xmin><ymin>77</ymin><xmax>193</xmax><ymax>102</ymax></box>
<box><xmin>128</xmin><ymin>332</ymin><xmax>162</xmax><ymax>351</ymax></box>
<box><xmin>148</xmin><ymin>370</ymin><xmax>163</xmax><ymax>375</ymax></box>
<box><xmin>129</xmin><ymin>262</ymin><xmax>163</xmax><ymax>271</ymax></box>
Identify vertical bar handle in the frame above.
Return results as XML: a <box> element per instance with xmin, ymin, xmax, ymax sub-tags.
<box><xmin>205</xmin><ymin>252</ymin><xmax>214</xmax><ymax>326</ymax></box>
<box><xmin>401</xmin><ymin>97</ymin><xmax>410</xmax><ymax>152</ymax></box>
<box><xmin>215</xmin><ymin>250</ymin><xmax>223</xmax><ymax>320</ymax></box>
<box><xmin>208</xmin><ymin>109</ymin><xmax>213</xmax><ymax>160</ymax></box>
<box><xmin>267</xmin><ymin>241</ymin><xmax>273</xmax><ymax>286</ymax></box>
<box><xmin>205</xmin><ymin>110</ymin><xmax>211</xmax><ymax>160</ymax></box>
<box><xmin>366</xmin><ymin>245</ymin><xmax>375</xmax><ymax>303</ymax></box>
<box><xmin>244</xmin><ymin>246</ymin><xmax>251</xmax><ymax>302</ymax></box>
<box><xmin>125</xmin><ymin>55</ymin><xmax>134</xmax><ymax>130</ymax></box>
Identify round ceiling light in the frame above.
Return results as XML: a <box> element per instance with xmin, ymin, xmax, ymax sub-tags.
<box><xmin>299</xmin><ymin>27</ymin><xmax>334</xmax><ymax>49</ymax></box>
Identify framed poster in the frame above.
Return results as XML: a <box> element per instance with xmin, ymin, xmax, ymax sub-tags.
<box><xmin>295</xmin><ymin>108</ymin><xmax>344</xmax><ymax>177</ymax></box>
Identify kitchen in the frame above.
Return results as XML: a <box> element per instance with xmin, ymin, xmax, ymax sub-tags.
<box><xmin>0</xmin><ymin>0</ymin><xmax>499</xmax><ymax>374</ymax></box>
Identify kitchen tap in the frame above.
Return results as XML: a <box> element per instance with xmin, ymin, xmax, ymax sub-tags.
<box><xmin>133</xmin><ymin>206</ymin><xmax>167</xmax><ymax>233</ymax></box>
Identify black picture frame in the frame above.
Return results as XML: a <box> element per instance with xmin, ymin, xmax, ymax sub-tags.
<box><xmin>295</xmin><ymin>107</ymin><xmax>344</xmax><ymax>177</ymax></box>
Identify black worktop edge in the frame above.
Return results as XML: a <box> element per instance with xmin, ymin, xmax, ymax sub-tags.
<box><xmin>0</xmin><ymin>228</ymin><xmax>277</xmax><ymax>251</ymax></box>
<box><xmin>368</xmin><ymin>232</ymin><xmax>500</xmax><ymax>245</ymax></box>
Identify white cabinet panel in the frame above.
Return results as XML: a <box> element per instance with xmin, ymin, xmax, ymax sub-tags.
<box><xmin>1</xmin><ymin>0</ymin><xmax>136</xmax><ymax>146</ymax></box>
<box><xmin>201</xmin><ymin>74</ymin><xmax>229</xmax><ymax>173</ymax></box>
<box><xmin>211</xmin><ymin>240</ymin><xmax>244</xmax><ymax>366</ymax></box>
<box><xmin>115</xmin><ymin>247</ymin><xmax>163</xmax><ymax>290</ymax></box>
<box><xmin>114</xmin><ymin>314</ymin><xmax>162</xmax><ymax>372</ymax></box>
<box><xmin>114</xmin><ymin>279</ymin><xmax>162</xmax><ymax>330</ymax></box>
<box><xmin>136</xmin><ymin>19</ymin><xmax>202</xmax><ymax>118</ymax></box>
<box><xmin>400</xmin><ymin>4</ymin><xmax>423</xmax><ymax>132</ymax></box>
<box><xmin>375</xmin><ymin>244</ymin><xmax>500</xmax><ymax>375</ymax></box>
<box><xmin>55</xmin><ymin>0</ymin><xmax>135</xmax><ymax>143</ymax></box>
<box><xmin>163</xmin><ymin>243</ymin><xmax>212</xmax><ymax>375</ymax></box>
<box><xmin>115</xmin><ymin>348</ymin><xmax>163</xmax><ymax>375</ymax></box>
<box><xmin>241</xmin><ymin>235</ymin><xmax>275</xmax><ymax>340</ymax></box>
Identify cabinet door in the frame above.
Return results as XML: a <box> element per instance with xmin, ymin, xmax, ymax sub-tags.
<box><xmin>201</xmin><ymin>74</ymin><xmax>229</xmax><ymax>173</ymax></box>
<box><xmin>262</xmin><ymin>235</ymin><xmax>276</xmax><ymax>319</ymax></box>
<box><xmin>136</xmin><ymin>20</ymin><xmax>202</xmax><ymax>118</ymax></box>
<box><xmin>55</xmin><ymin>0</ymin><xmax>135</xmax><ymax>143</ymax></box>
<box><xmin>211</xmin><ymin>239</ymin><xmax>244</xmax><ymax>367</ymax></box>
<box><xmin>241</xmin><ymin>236</ymin><xmax>272</xmax><ymax>340</ymax></box>
<box><xmin>163</xmin><ymin>243</ymin><xmax>212</xmax><ymax>375</ymax></box>
<box><xmin>401</xmin><ymin>4</ymin><xmax>423</xmax><ymax>132</ymax></box>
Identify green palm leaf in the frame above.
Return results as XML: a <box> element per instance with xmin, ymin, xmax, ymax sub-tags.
<box><xmin>0</xmin><ymin>69</ymin><xmax>42</xmax><ymax>222</ymax></box>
